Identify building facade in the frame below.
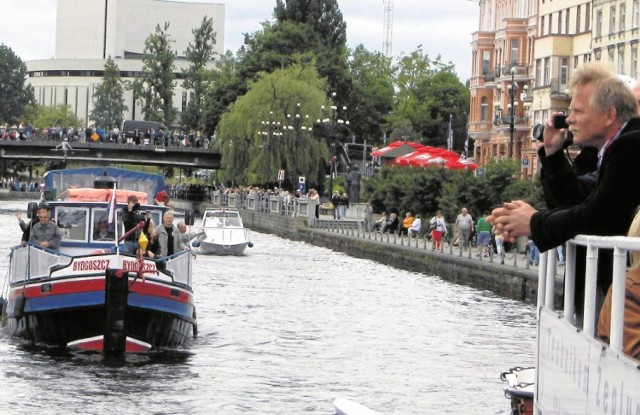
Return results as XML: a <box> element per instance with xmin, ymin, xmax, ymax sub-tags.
<box><xmin>469</xmin><ymin>0</ymin><xmax>640</xmax><ymax>176</ymax></box>
<box><xmin>26</xmin><ymin>0</ymin><xmax>225</xmax><ymax>127</ymax></box>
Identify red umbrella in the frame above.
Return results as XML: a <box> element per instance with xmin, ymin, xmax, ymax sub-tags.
<box><xmin>393</xmin><ymin>146</ymin><xmax>459</xmax><ymax>167</ymax></box>
<box><xmin>371</xmin><ymin>141</ymin><xmax>423</xmax><ymax>156</ymax></box>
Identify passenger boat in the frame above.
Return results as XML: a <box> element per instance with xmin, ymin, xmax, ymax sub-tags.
<box><xmin>191</xmin><ymin>209</ymin><xmax>253</xmax><ymax>255</ymax></box>
<box><xmin>502</xmin><ymin>234</ymin><xmax>640</xmax><ymax>413</ymax></box>
<box><xmin>1</xmin><ymin>167</ymin><xmax>196</xmax><ymax>354</ymax></box>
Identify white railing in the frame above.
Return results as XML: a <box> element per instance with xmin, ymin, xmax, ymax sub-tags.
<box><xmin>10</xmin><ymin>245</ymin><xmax>69</xmax><ymax>283</ymax></box>
<box><xmin>164</xmin><ymin>250</ymin><xmax>192</xmax><ymax>286</ymax></box>
<box><xmin>535</xmin><ymin>235</ymin><xmax>640</xmax><ymax>414</ymax></box>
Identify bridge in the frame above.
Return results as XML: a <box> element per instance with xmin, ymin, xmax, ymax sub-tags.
<box><xmin>0</xmin><ymin>140</ymin><xmax>222</xmax><ymax>169</ymax></box>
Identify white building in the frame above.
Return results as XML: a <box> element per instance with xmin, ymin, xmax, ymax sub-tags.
<box><xmin>26</xmin><ymin>0</ymin><xmax>225</xmax><ymax>127</ymax></box>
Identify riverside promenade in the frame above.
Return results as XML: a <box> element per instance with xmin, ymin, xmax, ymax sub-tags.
<box><xmin>199</xmin><ymin>199</ymin><xmax>562</xmax><ymax>304</ymax></box>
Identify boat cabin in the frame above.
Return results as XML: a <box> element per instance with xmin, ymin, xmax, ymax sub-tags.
<box><xmin>202</xmin><ymin>210</ymin><xmax>243</xmax><ymax>229</ymax></box>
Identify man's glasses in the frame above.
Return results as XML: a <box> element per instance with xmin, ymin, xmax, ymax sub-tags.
<box><xmin>38</xmin><ymin>215</ymin><xmax>48</xmax><ymax>219</ymax></box>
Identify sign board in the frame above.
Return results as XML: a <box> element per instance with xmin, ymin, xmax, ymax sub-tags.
<box><xmin>475</xmin><ymin>168</ymin><xmax>485</xmax><ymax>177</ymax></box>
<box><xmin>277</xmin><ymin>169</ymin><xmax>285</xmax><ymax>182</ymax></box>
<box><xmin>522</xmin><ymin>158</ymin><xmax>529</xmax><ymax>167</ymax></box>
<box><xmin>537</xmin><ymin>307</ymin><xmax>640</xmax><ymax>414</ymax></box>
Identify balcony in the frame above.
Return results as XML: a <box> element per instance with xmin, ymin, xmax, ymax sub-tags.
<box><xmin>549</xmin><ymin>77</ymin><xmax>570</xmax><ymax>101</ymax></box>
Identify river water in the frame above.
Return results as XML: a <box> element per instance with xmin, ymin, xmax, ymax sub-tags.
<box><xmin>0</xmin><ymin>200</ymin><xmax>536</xmax><ymax>414</ymax></box>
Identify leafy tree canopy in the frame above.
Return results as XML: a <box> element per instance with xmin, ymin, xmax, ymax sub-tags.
<box><xmin>0</xmin><ymin>44</ymin><xmax>34</xmax><ymax>125</ymax></box>
<box><xmin>90</xmin><ymin>57</ymin><xmax>128</xmax><ymax>130</ymax></box>
<box><xmin>217</xmin><ymin>62</ymin><xmax>329</xmax><ymax>188</ymax></box>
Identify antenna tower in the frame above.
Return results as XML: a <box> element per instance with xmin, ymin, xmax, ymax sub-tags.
<box><xmin>382</xmin><ymin>0</ymin><xmax>394</xmax><ymax>57</ymax></box>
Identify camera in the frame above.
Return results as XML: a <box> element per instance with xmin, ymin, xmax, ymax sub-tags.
<box><xmin>532</xmin><ymin>114</ymin><xmax>573</xmax><ymax>147</ymax></box>
<box><xmin>132</xmin><ymin>202</ymin><xmax>141</xmax><ymax>211</ymax></box>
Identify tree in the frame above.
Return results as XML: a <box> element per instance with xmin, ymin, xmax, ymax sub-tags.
<box><xmin>182</xmin><ymin>16</ymin><xmax>217</xmax><ymax>132</ymax></box>
<box><xmin>347</xmin><ymin>45</ymin><xmax>394</xmax><ymax>144</ymax></box>
<box><xmin>135</xmin><ymin>22</ymin><xmax>177</xmax><ymax>127</ymax></box>
<box><xmin>216</xmin><ymin>62</ymin><xmax>329</xmax><ymax>188</ymax></box>
<box><xmin>28</xmin><ymin>104</ymin><xmax>83</xmax><ymax>132</ymax></box>
<box><xmin>201</xmin><ymin>51</ymin><xmax>243</xmax><ymax>138</ymax></box>
<box><xmin>90</xmin><ymin>57</ymin><xmax>128</xmax><ymax>130</ymax></box>
<box><xmin>0</xmin><ymin>44</ymin><xmax>34</xmax><ymax>124</ymax></box>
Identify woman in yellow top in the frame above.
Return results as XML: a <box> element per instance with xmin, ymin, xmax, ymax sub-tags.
<box><xmin>399</xmin><ymin>212</ymin><xmax>415</xmax><ymax>236</ymax></box>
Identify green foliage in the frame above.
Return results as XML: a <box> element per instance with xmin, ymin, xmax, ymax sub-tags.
<box><xmin>90</xmin><ymin>57</ymin><xmax>128</xmax><ymax>129</ymax></box>
<box><xmin>363</xmin><ymin>160</ymin><xmax>543</xmax><ymax>221</ymax></box>
<box><xmin>217</xmin><ymin>62</ymin><xmax>329</xmax><ymax>188</ymax></box>
<box><xmin>347</xmin><ymin>45</ymin><xmax>394</xmax><ymax>143</ymax></box>
<box><xmin>182</xmin><ymin>16</ymin><xmax>217</xmax><ymax>132</ymax></box>
<box><xmin>0</xmin><ymin>44</ymin><xmax>34</xmax><ymax>124</ymax></box>
<box><xmin>136</xmin><ymin>22</ymin><xmax>177</xmax><ymax>127</ymax></box>
<box><xmin>29</xmin><ymin>104</ymin><xmax>83</xmax><ymax>131</ymax></box>
<box><xmin>390</xmin><ymin>48</ymin><xmax>468</xmax><ymax>148</ymax></box>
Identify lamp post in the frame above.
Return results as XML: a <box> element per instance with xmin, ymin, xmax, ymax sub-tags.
<box><xmin>286</xmin><ymin>103</ymin><xmax>311</xmax><ymax>181</ymax></box>
<box><xmin>320</xmin><ymin>92</ymin><xmax>349</xmax><ymax>195</ymax></box>
<box><xmin>508</xmin><ymin>66</ymin><xmax>516</xmax><ymax>159</ymax></box>
<box><xmin>259</xmin><ymin>111</ymin><xmax>283</xmax><ymax>180</ymax></box>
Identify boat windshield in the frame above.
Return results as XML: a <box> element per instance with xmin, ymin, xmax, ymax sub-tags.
<box><xmin>203</xmin><ymin>212</ymin><xmax>242</xmax><ymax>228</ymax></box>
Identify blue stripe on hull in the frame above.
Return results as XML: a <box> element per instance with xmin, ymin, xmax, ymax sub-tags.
<box><xmin>23</xmin><ymin>292</ymin><xmax>193</xmax><ymax>320</ymax></box>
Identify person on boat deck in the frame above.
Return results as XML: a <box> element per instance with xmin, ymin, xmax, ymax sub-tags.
<box><xmin>29</xmin><ymin>206</ymin><xmax>63</xmax><ymax>250</ymax></box>
<box><xmin>17</xmin><ymin>211</ymin><xmax>38</xmax><ymax>246</ymax></box>
<box><xmin>488</xmin><ymin>62</ymin><xmax>640</xmax><ymax>327</ymax></box>
<box><xmin>598</xmin><ymin>209</ymin><xmax>640</xmax><ymax>360</ymax></box>
<box><xmin>156</xmin><ymin>211</ymin><xmax>185</xmax><ymax>258</ymax></box>
<box><xmin>93</xmin><ymin>219</ymin><xmax>115</xmax><ymax>241</ymax></box>
<box><xmin>122</xmin><ymin>195</ymin><xmax>146</xmax><ymax>255</ymax></box>
<box><xmin>142</xmin><ymin>218</ymin><xmax>161</xmax><ymax>259</ymax></box>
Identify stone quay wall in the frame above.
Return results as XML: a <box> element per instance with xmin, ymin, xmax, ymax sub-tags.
<box><xmin>237</xmin><ymin>209</ymin><xmax>557</xmax><ymax>304</ymax></box>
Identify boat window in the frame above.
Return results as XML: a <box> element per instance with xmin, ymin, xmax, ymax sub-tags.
<box><xmin>226</xmin><ymin>218</ymin><xmax>240</xmax><ymax>227</ymax></box>
<box><xmin>92</xmin><ymin>208</ymin><xmax>115</xmax><ymax>242</ymax></box>
<box><xmin>55</xmin><ymin>207</ymin><xmax>88</xmax><ymax>241</ymax></box>
<box><xmin>204</xmin><ymin>217</ymin><xmax>223</xmax><ymax>228</ymax></box>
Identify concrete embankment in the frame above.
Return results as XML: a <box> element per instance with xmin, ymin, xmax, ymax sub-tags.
<box><xmin>237</xmin><ymin>210</ymin><xmax>556</xmax><ymax>304</ymax></box>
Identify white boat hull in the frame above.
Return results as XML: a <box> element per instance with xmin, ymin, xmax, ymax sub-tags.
<box><xmin>193</xmin><ymin>209</ymin><xmax>253</xmax><ymax>256</ymax></box>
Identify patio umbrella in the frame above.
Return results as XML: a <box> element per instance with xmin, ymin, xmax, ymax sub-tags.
<box><xmin>371</xmin><ymin>141</ymin><xmax>423</xmax><ymax>157</ymax></box>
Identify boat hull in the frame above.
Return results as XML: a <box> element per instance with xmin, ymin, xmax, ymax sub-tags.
<box><xmin>4</xmin><ymin>270</ymin><xmax>195</xmax><ymax>352</ymax></box>
<box><xmin>198</xmin><ymin>240</ymin><xmax>248</xmax><ymax>256</ymax></box>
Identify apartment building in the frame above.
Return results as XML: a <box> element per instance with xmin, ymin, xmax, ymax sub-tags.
<box><xmin>469</xmin><ymin>0</ymin><xmax>640</xmax><ymax>177</ymax></box>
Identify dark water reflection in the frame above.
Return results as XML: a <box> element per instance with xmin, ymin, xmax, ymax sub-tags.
<box><xmin>0</xmin><ymin>201</ymin><xmax>536</xmax><ymax>414</ymax></box>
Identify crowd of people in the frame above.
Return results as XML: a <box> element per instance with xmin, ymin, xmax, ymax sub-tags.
<box><xmin>0</xmin><ymin>176</ymin><xmax>41</xmax><ymax>192</ymax></box>
<box><xmin>1</xmin><ymin>123</ymin><xmax>213</xmax><ymax>149</ymax></box>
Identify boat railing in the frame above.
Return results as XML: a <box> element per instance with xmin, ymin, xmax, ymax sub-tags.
<box><xmin>535</xmin><ymin>234</ymin><xmax>640</xmax><ymax>413</ymax></box>
<box><xmin>164</xmin><ymin>250</ymin><xmax>192</xmax><ymax>286</ymax></box>
<box><xmin>10</xmin><ymin>244</ymin><xmax>72</xmax><ymax>283</ymax></box>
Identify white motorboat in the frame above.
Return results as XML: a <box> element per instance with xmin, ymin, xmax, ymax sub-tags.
<box><xmin>192</xmin><ymin>209</ymin><xmax>253</xmax><ymax>255</ymax></box>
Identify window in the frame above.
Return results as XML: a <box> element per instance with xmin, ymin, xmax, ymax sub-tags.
<box><xmin>621</xmin><ymin>3</ymin><xmax>626</xmax><ymax>32</ymax></box>
<box><xmin>558</xmin><ymin>10</ymin><xmax>563</xmax><ymax>34</ymax></box>
<box><xmin>608</xmin><ymin>46</ymin><xmax>615</xmax><ymax>63</ymax></box>
<box><xmin>548</xmin><ymin>13</ymin><xmax>552</xmax><ymax>34</ymax></box>
<box><xmin>56</xmin><ymin>208</ymin><xmax>88</xmax><ymax>242</ymax></box>
<box><xmin>586</xmin><ymin>4</ymin><xmax>591</xmax><ymax>30</ymax></box>
<box><xmin>632</xmin><ymin>44</ymin><xmax>638</xmax><ymax>77</ymax></box>
<box><xmin>577</xmin><ymin>5</ymin><xmax>582</xmax><ymax>32</ymax></box>
<box><xmin>544</xmin><ymin>57</ymin><xmax>550</xmax><ymax>86</ymax></box>
<box><xmin>541</xmin><ymin>15</ymin><xmax>546</xmax><ymax>36</ymax></box>
<box><xmin>596</xmin><ymin>9</ymin><xmax>603</xmax><ymax>37</ymax></box>
<box><xmin>618</xmin><ymin>46</ymin><xmax>625</xmax><ymax>74</ymax></box>
<box><xmin>510</xmin><ymin>39</ymin><xmax>519</xmax><ymax>66</ymax></box>
<box><xmin>535</xmin><ymin>59</ymin><xmax>542</xmax><ymax>87</ymax></box>
<box><xmin>92</xmin><ymin>209</ymin><xmax>115</xmax><ymax>242</ymax></box>
<box><xmin>584</xmin><ymin>53</ymin><xmax>591</xmax><ymax>63</ymax></box>
<box><xmin>181</xmin><ymin>91</ymin><xmax>187</xmax><ymax>112</ymax></box>
<box><xmin>560</xmin><ymin>57</ymin><xmax>569</xmax><ymax>89</ymax></box>
<box><xmin>610</xmin><ymin>6</ymin><xmax>616</xmax><ymax>34</ymax></box>
<box><xmin>574</xmin><ymin>56</ymin><xmax>579</xmax><ymax>68</ymax></box>
<box><xmin>566</xmin><ymin>8</ymin><xmax>570</xmax><ymax>34</ymax></box>
<box><xmin>482</xmin><ymin>50</ymin><xmax>491</xmax><ymax>76</ymax></box>
<box><xmin>634</xmin><ymin>0</ymin><xmax>640</xmax><ymax>28</ymax></box>
<box><xmin>480</xmin><ymin>97</ymin><xmax>488</xmax><ymax>122</ymax></box>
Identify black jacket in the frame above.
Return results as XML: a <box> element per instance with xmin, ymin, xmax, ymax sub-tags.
<box><xmin>531</xmin><ymin>117</ymin><xmax>640</xmax><ymax>294</ymax></box>
<box><xmin>122</xmin><ymin>208</ymin><xmax>145</xmax><ymax>242</ymax></box>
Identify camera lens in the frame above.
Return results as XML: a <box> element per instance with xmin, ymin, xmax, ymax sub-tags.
<box><xmin>532</xmin><ymin>124</ymin><xmax>545</xmax><ymax>142</ymax></box>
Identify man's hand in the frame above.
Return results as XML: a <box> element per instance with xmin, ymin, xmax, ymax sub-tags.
<box><xmin>543</xmin><ymin>112</ymin><xmax>570</xmax><ymax>156</ymax></box>
<box><xmin>487</xmin><ymin>200</ymin><xmax>537</xmax><ymax>242</ymax></box>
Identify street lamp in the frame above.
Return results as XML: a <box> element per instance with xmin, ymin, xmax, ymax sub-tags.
<box><xmin>286</xmin><ymin>103</ymin><xmax>312</xmax><ymax>181</ymax></box>
<box><xmin>508</xmin><ymin>66</ymin><xmax>516</xmax><ymax>159</ymax></box>
<box><xmin>320</xmin><ymin>92</ymin><xmax>349</xmax><ymax>195</ymax></box>
<box><xmin>258</xmin><ymin>111</ymin><xmax>283</xmax><ymax>179</ymax></box>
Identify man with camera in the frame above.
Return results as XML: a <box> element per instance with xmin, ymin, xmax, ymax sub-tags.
<box><xmin>122</xmin><ymin>195</ymin><xmax>146</xmax><ymax>255</ymax></box>
<box><xmin>488</xmin><ymin>62</ymin><xmax>640</xmax><ymax>321</ymax></box>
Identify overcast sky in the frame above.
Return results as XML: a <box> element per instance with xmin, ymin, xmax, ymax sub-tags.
<box><xmin>0</xmin><ymin>0</ymin><xmax>478</xmax><ymax>80</ymax></box>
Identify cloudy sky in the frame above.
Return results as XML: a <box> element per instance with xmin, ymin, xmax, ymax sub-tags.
<box><xmin>0</xmin><ymin>0</ymin><xmax>479</xmax><ymax>80</ymax></box>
